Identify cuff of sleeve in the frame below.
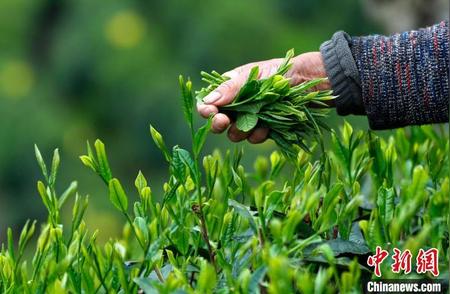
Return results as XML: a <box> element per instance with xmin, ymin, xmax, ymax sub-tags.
<box><xmin>320</xmin><ymin>31</ymin><xmax>365</xmax><ymax>116</ymax></box>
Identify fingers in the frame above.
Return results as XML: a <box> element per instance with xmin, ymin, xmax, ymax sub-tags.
<box><xmin>211</xmin><ymin>113</ymin><xmax>231</xmax><ymax>133</ymax></box>
<box><xmin>196</xmin><ymin>103</ymin><xmax>218</xmax><ymax>118</ymax></box>
<box><xmin>247</xmin><ymin>127</ymin><xmax>269</xmax><ymax>144</ymax></box>
<box><xmin>257</xmin><ymin>63</ymin><xmax>279</xmax><ymax>80</ymax></box>
<box><xmin>227</xmin><ymin>124</ymin><xmax>269</xmax><ymax>144</ymax></box>
<box><xmin>227</xmin><ymin>123</ymin><xmax>251</xmax><ymax>142</ymax></box>
<box><xmin>203</xmin><ymin>72</ymin><xmax>247</xmax><ymax>106</ymax></box>
<box><xmin>198</xmin><ymin>60</ymin><xmax>279</xmax><ymax>145</ymax></box>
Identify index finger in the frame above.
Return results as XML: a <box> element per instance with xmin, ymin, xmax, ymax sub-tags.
<box><xmin>203</xmin><ymin>68</ymin><xmax>248</xmax><ymax>107</ymax></box>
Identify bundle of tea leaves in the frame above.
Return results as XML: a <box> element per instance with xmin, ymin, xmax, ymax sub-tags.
<box><xmin>196</xmin><ymin>49</ymin><xmax>335</xmax><ymax>157</ymax></box>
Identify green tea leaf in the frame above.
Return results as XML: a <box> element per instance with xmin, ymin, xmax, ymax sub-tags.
<box><xmin>108</xmin><ymin>178</ymin><xmax>128</xmax><ymax>212</ymax></box>
<box><xmin>58</xmin><ymin>181</ymin><xmax>78</xmax><ymax>208</ymax></box>
<box><xmin>248</xmin><ymin>266</ymin><xmax>267</xmax><ymax>294</ymax></box>
<box><xmin>34</xmin><ymin>145</ymin><xmax>48</xmax><ymax>181</ymax></box>
<box><xmin>150</xmin><ymin>125</ymin><xmax>171</xmax><ymax>162</ymax></box>
<box><xmin>7</xmin><ymin>228</ymin><xmax>15</xmax><ymax>262</ymax></box>
<box><xmin>79</xmin><ymin>155</ymin><xmax>96</xmax><ymax>172</ymax></box>
<box><xmin>228</xmin><ymin>199</ymin><xmax>257</xmax><ymax>233</ymax></box>
<box><xmin>193</xmin><ymin>117</ymin><xmax>212</xmax><ymax>156</ymax></box>
<box><xmin>49</xmin><ymin>148</ymin><xmax>60</xmax><ymax>186</ymax></box>
<box><xmin>236</xmin><ymin>80</ymin><xmax>259</xmax><ymax>102</ymax></box>
<box><xmin>179</xmin><ymin>75</ymin><xmax>194</xmax><ymax>131</ymax></box>
<box><xmin>176</xmin><ymin>147</ymin><xmax>197</xmax><ymax>181</ymax></box>
<box><xmin>376</xmin><ymin>186</ymin><xmax>394</xmax><ymax>230</ymax></box>
<box><xmin>247</xmin><ymin>66</ymin><xmax>259</xmax><ymax>82</ymax></box>
<box><xmin>236</xmin><ymin>113</ymin><xmax>258</xmax><ymax>132</ymax></box>
<box><xmin>133</xmin><ymin>277</ymin><xmax>158</xmax><ymax>294</ymax></box>
<box><xmin>308</xmin><ymin>239</ymin><xmax>370</xmax><ymax>256</ymax></box>
<box><xmin>223</xmin><ymin>101</ymin><xmax>266</xmax><ymax>114</ymax></box>
<box><xmin>135</xmin><ymin>171</ymin><xmax>148</xmax><ymax>193</ymax></box>
<box><xmin>171</xmin><ymin>146</ymin><xmax>186</xmax><ymax>182</ymax></box>
<box><xmin>134</xmin><ymin>216</ymin><xmax>149</xmax><ymax>243</ymax></box>
<box><xmin>197</xmin><ymin>260</ymin><xmax>217</xmax><ymax>292</ymax></box>
<box><xmin>94</xmin><ymin>139</ymin><xmax>112</xmax><ymax>183</ymax></box>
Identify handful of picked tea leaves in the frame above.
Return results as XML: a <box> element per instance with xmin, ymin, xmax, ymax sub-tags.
<box><xmin>196</xmin><ymin>49</ymin><xmax>335</xmax><ymax>157</ymax></box>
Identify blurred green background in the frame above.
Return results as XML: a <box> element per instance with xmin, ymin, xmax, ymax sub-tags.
<box><xmin>0</xmin><ymin>0</ymin><xmax>447</xmax><ymax>241</ymax></box>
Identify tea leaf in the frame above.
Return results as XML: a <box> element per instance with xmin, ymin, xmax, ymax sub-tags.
<box><xmin>37</xmin><ymin>180</ymin><xmax>51</xmax><ymax>211</ymax></box>
<box><xmin>80</xmin><ymin>155</ymin><xmax>96</xmax><ymax>171</ymax></box>
<box><xmin>171</xmin><ymin>146</ymin><xmax>187</xmax><ymax>182</ymax></box>
<box><xmin>134</xmin><ymin>277</ymin><xmax>158</xmax><ymax>294</ymax></box>
<box><xmin>376</xmin><ymin>185</ymin><xmax>394</xmax><ymax>230</ymax></box>
<box><xmin>176</xmin><ymin>147</ymin><xmax>197</xmax><ymax>181</ymax></box>
<box><xmin>94</xmin><ymin>139</ymin><xmax>113</xmax><ymax>183</ymax></box>
<box><xmin>236</xmin><ymin>113</ymin><xmax>258</xmax><ymax>132</ymax></box>
<box><xmin>34</xmin><ymin>145</ymin><xmax>48</xmax><ymax>181</ymax></box>
<box><xmin>7</xmin><ymin>228</ymin><xmax>15</xmax><ymax>262</ymax></box>
<box><xmin>179</xmin><ymin>75</ymin><xmax>194</xmax><ymax>132</ymax></box>
<box><xmin>309</xmin><ymin>239</ymin><xmax>370</xmax><ymax>256</ymax></box>
<box><xmin>58</xmin><ymin>181</ymin><xmax>78</xmax><ymax>208</ymax></box>
<box><xmin>134</xmin><ymin>217</ymin><xmax>149</xmax><ymax>243</ymax></box>
<box><xmin>197</xmin><ymin>260</ymin><xmax>217</xmax><ymax>292</ymax></box>
<box><xmin>49</xmin><ymin>148</ymin><xmax>60</xmax><ymax>186</ymax></box>
<box><xmin>228</xmin><ymin>199</ymin><xmax>257</xmax><ymax>233</ymax></box>
<box><xmin>236</xmin><ymin>80</ymin><xmax>259</xmax><ymax>102</ymax></box>
<box><xmin>135</xmin><ymin>171</ymin><xmax>148</xmax><ymax>193</ymax></box>
<box><xmin>193</xmin><ymin>117</ymin><xmax>212</xmax><ymax>156</ymax></box>
<box><xmin>150</xmin><ymin>125</ymin><xmax>171</xmax><ymax>162</ymax></box>
<box><xmin>108</xmin><ymin>178</ymin><xmax>128</xmax><ymax>212</ymax></box>
<box><xmin>248</xmin><ymin>266</ymin><xmax>267</xmax><ymax>293</ymax></box>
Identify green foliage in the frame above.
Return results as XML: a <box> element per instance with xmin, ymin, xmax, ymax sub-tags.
<box><xmin>1</xmin><ymin>77</ymin><xmax>448</xmax><ymax>293</ymax></box>
<box><xmin>197</xmin><ymin>50</ymin><xmax>335</xmax><ymax>157</ymax></box>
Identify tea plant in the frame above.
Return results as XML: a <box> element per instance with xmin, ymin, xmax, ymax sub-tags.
<box><xmin>0</xmin><ymin>75</ymin><xmax>448</xmax><ymax>293</ymax></box>
<box><xmin>196</xmin><ymin>50</ymin><xmax>334</xmax><ymax>156</ymax></box>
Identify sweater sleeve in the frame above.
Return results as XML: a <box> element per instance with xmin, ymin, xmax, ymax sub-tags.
<box><xmin>320</xmin><ymin>21</ymin><xmax>449</xmax><ymax>130</ymax></box>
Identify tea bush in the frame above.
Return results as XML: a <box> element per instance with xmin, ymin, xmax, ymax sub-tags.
<box><xmin>0</xmin><ymin>76</ymin><xmax>448</xmax><ymax>293</ymax></box>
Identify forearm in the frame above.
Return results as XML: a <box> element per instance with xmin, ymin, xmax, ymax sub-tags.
<box><xmin>320</xmin><ymin>21</ymin><xmax>449</xmax><ymax>130</ymax></box>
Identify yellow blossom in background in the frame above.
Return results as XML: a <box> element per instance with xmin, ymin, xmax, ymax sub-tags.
<box><xmin>0</xmin><ymin>60</ymin><xmax>34</xmax><ymax>99</ymax></box>
<box><xmin>105</xmin><ymin>10</ymin><xmax>146</xmax><ymax>49</ymax></box>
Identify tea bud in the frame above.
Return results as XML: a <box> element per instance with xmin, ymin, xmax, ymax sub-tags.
<box><xmin>160</xmin><ymin>207</ymin><xmax>169</xmax><ymax>228</ymax></box>
<box><xmin>37</xmin><ymin>225</ymin><xmax>50</xmax><ymax>252</ymax></box>
<box><xmin>254</xmin><ymin>191</ymin><xmax>264</xmax><ymax>209</ymax></box>
<box><xmin>123</xmin><ymin>223</ymin><xmax>131</xmax><ymax>240</ymax></box>
<box><xmin>273</xmin><ymin>78</ymin><xmax>290</xmax><ymax>94</ymax></box>
<box><xmin>254</xmin><ymin>156</ymin><xmax>269</xmax><ymax>179</ymax></box>
<box><xmin>114</xmin><ymin>242</ymin><xmax>126</xmax><ymax>259</ymax></box>
<box><xmin>270</xmin><ymin>218</ymin><xmax>282</xmax><ymax>240</ymax></box>
<box><xmin>150</xmin><ymin>125</ymin><xmax>170</xmax><ymax>161</ymax></box>
<box><xmin>238</xmin><ymin>268</ymin><xmax>251</xmax><ymax>291</ymax></box>
<box><xmin>272</xmin><ymin>74</ymin><xmax>284</xmax><ymax>83</ymax></box>
<box><xmin>104</xmin><ymin>242</ymin><xmax>113</xmax><ymax>258</ymax></box>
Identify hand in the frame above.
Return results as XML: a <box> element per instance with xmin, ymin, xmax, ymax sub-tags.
<box><xmin>197</xmin><ymin>52</ymin><xmax>332</xmax><ymax>144</ymax></box>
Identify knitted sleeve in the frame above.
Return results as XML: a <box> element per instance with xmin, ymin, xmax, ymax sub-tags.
<box><xmin>321</xmin><ymin>21</ymin><xmax>449</xmax><ymax>130</ymax></box>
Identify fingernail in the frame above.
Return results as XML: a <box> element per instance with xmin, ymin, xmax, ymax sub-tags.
<box><xmin>204</xmin><ymin>91</ymin><xmax>221</xmax><ymax>104</ymax></box>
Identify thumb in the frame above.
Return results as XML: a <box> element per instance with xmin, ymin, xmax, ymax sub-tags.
<box><xmin>203</xmin><ymin>69</ymin><xmax>247</xmax><ymax>106</ymax></box>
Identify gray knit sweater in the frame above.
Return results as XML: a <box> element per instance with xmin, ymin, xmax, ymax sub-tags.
<box><xmin>320</xmin><ymin>21</ymin><xmax>449</xmax><ymax>130</ymax></box>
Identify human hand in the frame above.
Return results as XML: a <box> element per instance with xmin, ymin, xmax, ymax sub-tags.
<box><xmin>196</xmin><ymin>52</ymin><xmax>332</xmax><ymax>144</ymax></box>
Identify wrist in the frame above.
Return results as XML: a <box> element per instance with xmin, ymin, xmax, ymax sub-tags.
<box><xmin>320</xmin><ymin>32</ymin><xmax>365</xmax><ymax>115</ymax></box>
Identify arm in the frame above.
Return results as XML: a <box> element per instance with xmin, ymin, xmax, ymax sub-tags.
<box><xmin>321</xmin><ymin>21</ymin><xmax>449</xmax><ymax>129</ymax></box>
<box><xmin>197</xmin><ymin>21</ymin><xmax>449</xmax><ymax>143</ymax></box>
